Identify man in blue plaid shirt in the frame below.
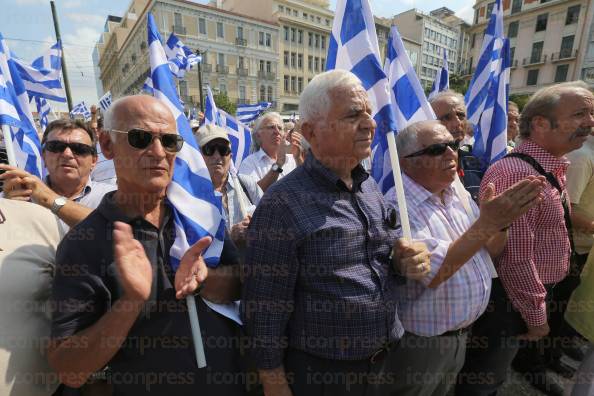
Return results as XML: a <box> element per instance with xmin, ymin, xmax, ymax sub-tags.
<box><xmin>241</xmin><ymin>70</ymin><xmax>432</xmax><ymax>396</ymax></box>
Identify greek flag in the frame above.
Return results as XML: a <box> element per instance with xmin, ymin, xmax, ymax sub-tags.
<box><xmin>70</xmin><ymin>101</ymin><xmax>91</xmax><ymax>121</ymax></box>
<box><xmin>473</xmin><ymin>38</ymin><xmax>510</xmax><ymax>168</ymax></box>
<box><xmin>465</xmin><ymin>0</ymin><xmax>505</xmax><ymax>127</ymax></box>
<box><xmin>204</xmin><ymin>86</ymin><xmax>252</xmax><ymax>169</ymax></box>
<box><xmin>428</xmin><ymin>50</ymin><xmax>449</xmax><ymax>100</ymax></box>
<box><xmin>147</xmin><ymin>13</ymin><xmax>224</xmax><ymax>269</ymax></box>
<box><xmin>35</xmin><ymin>97</ymin><xmax>51</xmax><ymax>131</ymax></box>
<box><xmin>99</xmin><ymin>91</ymin><xmax>112</xmax><ymax>111</ymax></box>
<box><xmin>375</xmin><ymin>25</ymin><xmax>434</xmax><ymax>195</ymax></box>
<box><xmin>235</xmin><ymin>102</ymin><xmax>271</xmax><ymax>124</ymax></box>
<box><xmin>0</xmin><ymin>33</ymin><xmax>43</xmax><ymax>178</ymax></box>
<box><xmin>165</xmin><ymin>33</ymin><xmax>201</xmax><ymax>79</ymax></box>
<box><xmin>12</xmin><ymin>41</ymin><xmax>66</xmax><ymax>102</ymax></box>
<box><xmin>142</xmin><ymin>77</ymin><xmax>154</xmax><ymax>95</ymax></box>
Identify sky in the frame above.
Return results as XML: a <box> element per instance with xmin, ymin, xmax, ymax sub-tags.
<box><xmin>0</xmin><ymin>0</ymin><xmax>474</xmax><ymax>113</ymax></box>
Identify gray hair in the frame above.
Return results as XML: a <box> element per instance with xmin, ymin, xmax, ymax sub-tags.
<box><xmin>519</xmin><ymin>81</ymin><xmax>591</xmax><ymax>138</ymax></box>
<box><xmin>396</xmin><ymin>120</ymin><xmax>444</xmax><ymax>157</ymax></box>
<box><xmin>253</xmin><ymin>112</ymin><xmax>283</xmax><ymax>134</ymax></box>
<box><xmin>103</xmin><ymin>96</ymin><xmax>128</xmax><ymax>142</ymax></box>
<box><xmin>299</xmin><ymin>70</ymin><xmax>363</xmax><ymax>124</ymax></box>
<box><xmin>428</xmin><ymin>90</ymin><xmax>464</xmax><ymax>105</ymax></box>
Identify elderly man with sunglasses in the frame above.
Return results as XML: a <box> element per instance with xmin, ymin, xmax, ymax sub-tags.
<box><xmin>46</xmin><ymin>95</ymin><xmax>245</xmax><ymax>395</ymax></box>
<box><xmin>0</xmin><ymin>119</ymin><xmax>115</xmax><ymax>229</ymax></box>
<box><xmin>384</xmin><ymin>120</ymin><xmax>545</xmax><ymax>396</ymax></box>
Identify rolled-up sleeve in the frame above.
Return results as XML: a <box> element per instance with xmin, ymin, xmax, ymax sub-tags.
<box><xmin>240</xmin><ymin>191</ymin><xmax>300</xmax><ymax>370</ymax></box>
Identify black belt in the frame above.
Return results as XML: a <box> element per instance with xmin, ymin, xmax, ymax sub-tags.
<box><xmin>369</xmin><ymin>341</ymin><xmax>397</xmax><ymax>364</ymax></box>
<box><xmin>440</xmin><ymin>327</ymin><xmax>469</xmax><ymax>337</ymax></box>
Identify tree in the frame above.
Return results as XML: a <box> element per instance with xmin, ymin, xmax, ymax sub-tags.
<box><xmin>213</xmin><ymin>92</ymin><xmax>236</xmax><ymax>115</ymax></box>
<box><xmin>509</xmin><ymin>94</ymin><xmax>531</xmax><ymax>111</ymax></box>
<box><xmin>449</xmin><ymin>74</ymin><xmax>469</xmax><ymax>96</ymax></box>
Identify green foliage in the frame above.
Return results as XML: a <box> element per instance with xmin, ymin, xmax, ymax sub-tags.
<box><xmin>449</xmin><ymin>74</ymin><xmax>469</xmax><ymax>95</ymax></box>
<box><xmin>213</xmin><ymin>92</ymin><xmax>236</xmax><ymax>115</ymax></box>
<box><xmin>509</xmin><ymin>94</ymin><xmax>531</xmax><ymax>112</ymax></box>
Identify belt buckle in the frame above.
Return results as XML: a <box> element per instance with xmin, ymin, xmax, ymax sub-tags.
<box><xmin>369</xmin><ymin>343</ymin><xmax>391</xmax><ymax>364</ymax></box>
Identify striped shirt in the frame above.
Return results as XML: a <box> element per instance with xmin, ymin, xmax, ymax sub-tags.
<box><xmin>480</xmin><ymin>139</ymin><xmax>570</xmax><ymax>327</ymax></box>
<box><xmin>387</xmin><ymin>174</ymin><xmax>493</xmax><ymax>336</ymax></box>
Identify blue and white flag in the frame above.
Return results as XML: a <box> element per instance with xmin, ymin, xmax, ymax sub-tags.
<box><xmin>70</xmin><ymin>101</ymin><xmax>91</xmax><ymax>121</ymax></box>
<box><xmin>204</xmin><ymin>86</ymin><xmax>252</xmax><ymax>169</ymax></box>
<box><xmin>473</xmin><ymin>38</ymin><xmax>510</xmax><ymax>168</ymax></box>
<box><xmin>165</xmin><ymin>33</ymin><xmax>201</xmax><ymax>79</ymax></box>
<box><xmin>327</xmin><ymin>0</ymin><xmax>398</xmax><ymax>195</ymax></box>
<box><xmin>142</xmin><ymin>77</ymin><xmax>154</xmax><ymax>95</ymax></box>
<box><xmin>0</xmin><ymin>33</ymin><xmax>43</xmax><ymax>178</ymax></box>
<box><xmin>12</xmin><ymin>41</ymin><xmax>66</xmax><ymax>102</ymax></box>
<box><xmin>147</xmin><ymin>13</ymin><xmax>224</xmax><ymax>268</ymax></box>
<box><xmin>428</xmin><ymin>50</ymin><xmax>449</xmax><ymax>100</ymax></box>
<box><xmin>375</xmin><ymin>25</ymin><xmax>435</xmax><ymax>195</ymax></box>
<box><xmin>235</xmin><ymin>102</ymin><xmax>271</xmax><ymax>124</ymax></box>
<box><xmin>35</xmin><ymin>97</ymin><xmax>51</xmax><ymax>132</ymax></box>
<box><xmin>465</xmin><ymin>0</ymin><xmax>504</xmax><ymax>127</ymax></box>
<box><xmin>99</xmin><ymin>91</ymin><xmax>112</xmax><ymax>111</ymax></box>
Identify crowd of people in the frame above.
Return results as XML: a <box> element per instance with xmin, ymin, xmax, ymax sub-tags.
<box><xmin>0</xmin><ymin>69</ymin><xmax>593</xmax><ymax>396</ymax></box>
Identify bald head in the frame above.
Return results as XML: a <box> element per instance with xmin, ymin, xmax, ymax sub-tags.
<box><xmin>103</xmin><ymin>95</ymin><xmax>176</xmax><ymax>132</ymax></box>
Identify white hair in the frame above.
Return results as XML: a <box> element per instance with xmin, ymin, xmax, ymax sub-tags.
<box><xmin>396</xmin><ymin>120</ymin><xmax>444</xmax><ymax>157</ymax></box>
<box><xmin>299</xmin><ymin>70</ymin><xmax>363</xmax><ymax>124</ymax></box>
<box><xmin>428</xmin><ymin>90</ymin><xmax>464</xmax><ymax>105</ymax></box>
<box><xmin>253</xmin><ymin>112</ymin><xmax>283</xmax><ymax>134</ymax></box>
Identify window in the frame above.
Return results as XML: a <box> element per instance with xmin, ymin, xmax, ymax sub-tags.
<box><xmin>266</xmin><ymin>33</ymin><xmax>271</xmax><ymax>47</ymax></box>
<box><xmin>510</xmin><ymin>47</ymin><xmax>515</xmax><ymax>64</ymax></box>
<box><xmin>286</xmin><ymin>7</ymin><xmax>291</xmax><ymax>15</ymax></box>
<box><xmin>530</xmin><ymin>41</ymin><xmax>543</xmax><ymax>63</ymax></box>
<box><xmin>560</xmin><ymin>35</ymin><xmax>575</xmax><ymax>58</ymax></box>
<box><xmin>511</xmin><ymin>0</ymin><xmax>522</xmax><ymax>14</ymax></box>
<box><xmin>298</xmin><ymin>30</ymin><xmax>303</xmax><ymax>44</ymax></box>
<box><xmin>218</xmin><ymin>53</ymin><xmax>225</xmax><ymax>66</ymax></box>
<box><xmin>535</xmin><ymin>14</ymin><xmax>548</xmax><ymax>32</ymax></box>
<box><xmin>554</xmin><ymin>64</ymin><xmax>569</xmax><ymax>82</ymax></box>
<box><xmin>238</xmin><ymin>56</ymin><xmax>244</xmax><ymax>69</ymax></box>
<box><xmin>284</xmin><ymin>75</ymin><xmax>289</xmax><ymax>92</ymax></box>
<box><xmin>179</xmin><ymin>80</ymin><xmax>188</xmax><ymax>97</ymax></box>
<box><xmin>267</xmin><ymin>86</ymin><xmax>273</xmax><ymax>102</ymax></box>
<box><xmin>471</xmin><ymin>33</ymin><xmax>476</xmax><ymax>48</ymax></box>
<box><xmin>291</xmin><ymin>52</ymin><xmax>296</xmax><ymax>68</ymax></box>
<box><xmin>566</xmin><ymin>5</ymin><xmax>580</xmax><ymax>25</ymax></box>
<box><xmin>487</xmin><ymin>2</ymin><xmax>495</xmax><ymax>16</ymax></box>
<box><xmin>220</xmin><ymin>83</ymin><xmax>227</xmax><ymax>94</ymax></box>
<box><xmin>315</xmin><ymin>34</ymin><xmax>320</xmax><ymax>48</ymax></box>
<box><xmin>297</xmin><ymin>54</ymin><xmax>303</xmax><ymax>69</ymax></box>
<box><xmin>284</xmin><ymin>26</ymin><xmax>289</xmax><ymax>41</ymax></box>
<box><xmin>321</xmin><ymin>36</ymin><xmax>326</xmax><ymax>49</ymax></box>
<box><xmin>278</xmin><ymin>5</ymin><xmax>284</xmax><ymax>12</ymax></box>
<box><xmin>239</xmin><ymin>86</ymin><xmax>246</xmax><ymax>100</ymax></box>
<box><xmin>291</xmin><ymin>28</ymin><xmax>296</xmax><ymax>42</ymax></box>
<box><xmin>326</xmin><ymin>19</ymin><xmax>330</xmax><ymax>26</ymax></box>
<box><xmin>308</xmin><ymin>55</ymin><xmax>313</xmax><ymax>71</ymax></box>
<box><xmin>321</xmin><ymin>57</ymin><xmax>325</xmax><ymax>70</ymax></box>
<box><xmin>237</xmin><ymin>26</ymin><xmax>244</xmax><ymax>40</ymax></box>
<box><xmin>198</xmin><ymin>18</ymin><xmax>206</xmax><ymax>34</ymax></box>
<box><xmin>266</xmin><ymin>61</ymin><xmax>272</xmax><ymax>73</ymax></box>
<box><xmin>259</xmin><ymin>32</ymin><xmax>264</xmax><ymax>45</ymax></box>
<box><xmin>303</xmin><ymin>12</ymin><xmax>308</xmax><ymax>19</ymax></box>
<box><xmin>291</xmin><ymin>76</ymin><xmax>296</xmax><ymax>92</ymax></box>
<box><xmin>284</xmin><ymin>51</ymin><xmax>289</xmax><ymax>66</ymax></box>
<box><xmin>308</xmin><ymin>32</ymin><xmax>313</xmax><ymax>47</ymax></box>
<box><xmin>474</xmin><ymin>9</ymin><xmax>479</xmax><ymax>24</ymax></box>
<box><xmin>260</xmin><ymin>85</ymin><xmax>266</xmax><ymax>102</ymax></box>
<box><xmin>174</xmin><ymin>12</ymin><xmax>182</xmax><ymax>27</ymax></box>
<box><xmin>293</xmin><ymin>10</ymin><xmax>298</xmax><ymax>16</ymax></box>
<box><xmin>527</xmin><ymin>69</ymin><xmax>539</xmax><ymax>86</ymax></box>
<box><xmin>298</xmin><ymin>77</ymin><xmax>303</xmax><ymax>93</ymax></box>
<box><xmin>259</xmin><ymin>60</ymin><xmax>265</xmax><ymax>72</ymax></box>
<box><xmin>508</xmin><ymin>21</ymin><xmax>518</xmax><ymax>38</ymax></box>
<box><xmin>217</xmin><ymin>22</ymin><xmax>224</xmax><ymax>38</ymax></box>
<box><xmin>314</xmin><ymin>57</ymin><xmax>319</xmax><ymax>71</ymax></box>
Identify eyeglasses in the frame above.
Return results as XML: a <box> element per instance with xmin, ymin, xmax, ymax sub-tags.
<box><xmin>202</xmin><ymin>143</ymin><xmax>232</xmax><ymax>157</ymax></box>
<box><xmin>43</xmin><ymin>140</ymin><xmax>96</xmax><ymax>156</ymax></box>
<box><xmin>111</xmin><ymin>128</ymin><xmax>184</xmax><ymax>153</ymax></box>
<box><xmin>404</xmin><ymin>140</ymin><xmax>460</xmax><ymax>158</ymax></box>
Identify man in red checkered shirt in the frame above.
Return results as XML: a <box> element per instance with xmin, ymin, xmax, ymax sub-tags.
<box><xmin>457</xmin><ymin>81</ymin><xmax>594</xmax><ymax>396</ymax></box>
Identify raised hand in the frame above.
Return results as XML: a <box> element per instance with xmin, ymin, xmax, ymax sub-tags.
<box><xmin>174</xmin><ymin>236</ymin><xmax>212</xmax><ymax>299</ymax></box>
<box><xmin>0</xmin><ymin>164</ymin><xmax>56</xmax><ymax>204</ymax></box>
<box><xmin>113</xmin><ymin>221</ymin><xmax>153</xmax><ymax>302</ymax></box>
<box><xmin>230</xmin><ymin>215</ymin><xmax>251</xmax><ymax>245</ymax></box>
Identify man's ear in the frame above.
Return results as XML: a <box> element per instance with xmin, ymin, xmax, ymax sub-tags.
<box><xmin>300</xmin><ymin>121</ymin><xmax>314</xmax><ymax>143</ymax></box>
<box><xmin>99</xmin><ymin>131</ymin><xmax>115</xmax><ymax>160</ymax></box>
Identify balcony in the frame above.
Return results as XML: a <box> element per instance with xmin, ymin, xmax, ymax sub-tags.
<box><xmin>258</xmin><ymin>70</ymin><xmax>276</xmax><ymax>80</ymax></box>
<box><xmin>523</xmin><ymin>54</ymin><xmax>547</xmax><ymax>67</ymax></box>
<box><xmin>236</xmin><ymin>67</ymin><xmax>249</xmax><ymax>77</ymax></box>
<box><xmin>216</xmin><ymin>64</ymin><xmax>229</xmax><ymax>74</ymax></box>
<box><xmin>173</xmin><ymin>25</ymin><xmax>186</xmax><ymax>36</ymax></box>
<box><xmin>202</xmin><ymin>63</ymin><xmax>212</xmax><ymax>73</ymax></box>
<box><xmin>235</xmin><ymin>38</ymin><xmax>247</xmax><ymax>46</ymax></box>
<box><xmin>551</xmin><ymin>49</ymin><xmax>578</xmax><ymax>62</ymax></box>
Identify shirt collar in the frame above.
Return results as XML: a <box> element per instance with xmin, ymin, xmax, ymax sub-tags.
<box><xmin>515</xmin><ymin>139</ymin><xmax>570</xmax><ymax>174</ymax></box>
<box><xmin>256</xmin><ymin>148</ymin><xmax>273</xmax><ymax>162</ymax></box>
<box><xmin>45</xmin><ymin>176</ymin><xmax>92</xmax><ymax>201</ymax></box>
<box><xmin>97</xmin><ymin>190</ymin><xmax>172</xmax><ymax>227</ymax></box>
<box><xmin>303</xmin><ymin>151</ymin><xmax>369</xmax><ymax>192</ymax></box>
<box><xmin>402</xmin><ymin>173</ymin><xmax>455</xmax><ymax>208</ymax></box>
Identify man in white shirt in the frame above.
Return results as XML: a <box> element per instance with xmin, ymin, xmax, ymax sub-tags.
<box><xmin>238</xmin><ymin>112</ymin><xmax>300</xmax><ymax>191</ymax></box>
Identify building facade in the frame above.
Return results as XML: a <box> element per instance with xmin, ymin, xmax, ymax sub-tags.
<box><xmin>468</xmin><ymin>0</ymin><xmax>592</xmax><ymax>95</ymax></box>
<box><xmin>393</xmin><ymin>8</ymin><xmax>470</xmax><ymax>90</ymax></box>
<box><xmin>96</xmin><ymin>0</ymin><xmax>280</xmax><ymax>111</ymax></box>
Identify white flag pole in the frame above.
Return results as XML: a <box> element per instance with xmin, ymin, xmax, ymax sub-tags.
<box><xmin>186</xmin><ymin>296</ymin><xmax>207</xmax><ymax>368</ymax></box>
<box><xmin>2</xmin><ymin>125</ymin><xmax>17</xmax><ymax>166</ymax></box>
<box><xmin>386</xmin><ymin>131</ymin><xmax>411</xmax><ymax>240</ymax></box>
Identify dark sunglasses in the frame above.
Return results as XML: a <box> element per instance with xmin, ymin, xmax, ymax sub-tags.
<box><xmin>111</xmin><ymin>129</ymin><xmax>184</xmax><ymax>153</ymax></box>
<box><xmin>404</xmin><ymin>140</ymin><xmax>460</xmax><ymax>158</ymax></box>
<box><xmin>43</xmin><ymin>140</ymin><xmax>96</xmax><ymax>156</ymax></box>
<box><xmin>202</xmin><ymin>143</ymin><xmax>232</xmax><ymax>157</ymax></box>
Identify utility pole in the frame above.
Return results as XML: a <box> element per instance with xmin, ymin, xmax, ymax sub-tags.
<box><xmin>50</xmin><ymin>0</ymin><xmax>73</xmax><ymax>111</ymax></box>
<box><xmin>196</xmin><ymin>49</ymin><xmax>204</xmax><ymax>112</ymax></box>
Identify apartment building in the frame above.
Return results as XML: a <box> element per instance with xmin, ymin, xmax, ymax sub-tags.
<box><xmin>468</xmin><ymin>0</ymin><xmax>592</xmax><ymax>95</ymax></box>
<box><xmin>96</xmin><ymin>0</ymin><xmax>280</xmax><ymax>110</ymax></box>
<box><xmin>393</xmin><ymin>8</ymin><xmax>470</xmax><ymax>90</ymax></box>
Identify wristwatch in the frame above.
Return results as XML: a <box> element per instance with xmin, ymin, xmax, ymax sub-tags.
<box><xmin>271</xmin><ymin>163</ymin><xmax>283</xmax><ymax>173</ymax></box>
<box><xmin>50</xmin><ymin>196</ymin><xmax>68</xmax><ymax>215</ymax></box>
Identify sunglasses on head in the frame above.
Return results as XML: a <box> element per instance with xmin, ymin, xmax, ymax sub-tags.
<box><xmin>202</xmin><ymin>143</ymin><xmax>232</xmax><ymax>157</ymax></box>
<box><xmin>404</xmin><ymin>140</ymin><xmax>460</xmax><ymax>158</ymax></box>
<box><xmin>111</xmin><ymin>128</ymin><xmax>184</xmax><ymax>153</ymax></box>
<box><xmin>43</xmin><ymin>140</ymin><xmax>96</xmax><ymax>156</ymax></box>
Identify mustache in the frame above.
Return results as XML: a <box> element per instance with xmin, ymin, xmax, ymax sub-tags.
<box><xmin>570</xmin><ymin>126</ymin><xmax>593</xmax><ymax>140</ymax></box>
